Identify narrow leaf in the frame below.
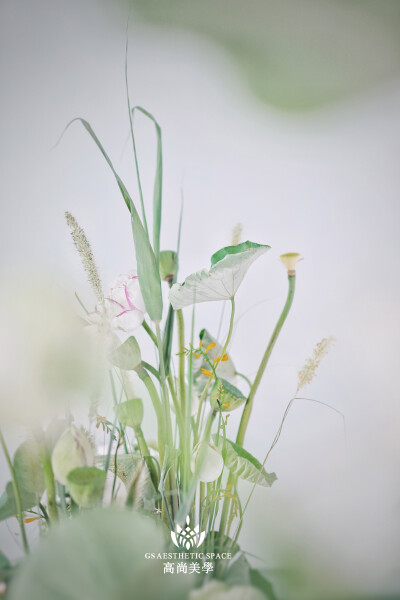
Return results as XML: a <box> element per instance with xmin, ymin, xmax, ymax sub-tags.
<box><xmin>131</xmin><ymin>205</ymin><xmax>163</xmax><ymax>322</ymax></box>
<box><xmin>134</xmin><ymin>106</ymin><xmax>163</xmax><ymax>264</ymax></box>
<box><xmin>57</xmin><ymin>118</ymin><xmax>135</xmax><ymax>213</ymax></box>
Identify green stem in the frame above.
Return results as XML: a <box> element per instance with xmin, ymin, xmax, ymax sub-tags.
<box><xmin>176</xmin><ymin>309</ymin><xmax>186</xmax><ymax>411</ymax></box>
<box><xmin>0</xmin><ymin>429</ymin><xmax>29</xmax><ymax>554</ymax></box>
<box><xmin>236</xmin><ymin>274</ymin><xmax>296</xmax><ymax>447</ymax></box>
<box><xmin>134</xmin><ymin>426</ymin><xmax>159</xmax><ymax>490</ymax></box>
<box><xmin>155</xmin><ymin>322</ymin><xmax>175</xmax><ymax>517</ymax></box>
<box><xmin>219</xmin><ymin>274</ymin><xmax>295</xmax><ymax>541</ymax></box>
<box><xmin>142</xmin><ymin>320</ymin><xmax>158</xmax><ymax>346</ymax></box>
<box><xmin>135</xmin><ymin>364</ymin><xmax>165</xmax><ymax>465</ymax></box>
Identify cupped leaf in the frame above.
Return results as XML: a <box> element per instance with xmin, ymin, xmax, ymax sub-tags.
<box><xmin>210</xmin><ymin>378</ymin><xmax>246</xmax><ymax>412</ymax></box>
<box><xmin>111</xmin><ymin>336</ymin><xmax>141</xmax><ymax>370</ymax></box>
<box><xmin>14</xmin><ymin>439</ymin><xmax>45</xmax><ymax>495</ymax></box>
<box><xmin>213</xmin><ymin>436</ymin><xmax>277</xmax><ymax>488</ymax></box>
<box><xmin>114</xmin><ymin>398</ymin><xmax>144</xmax><ymax>429</ymax></box>
<box><xmin>0</xmin><ymin>482</ymin><xmax>37</xmax><ymax>522</ymax></box>
<box><xmin>67</xmin><ymin>467</ymin><xmax>106</xmax><ymax>509</ymax></box>
<box><xmin>169</xmin><ymin>241</ymin><xmax>270</xmax><ymax>309</ymax></box>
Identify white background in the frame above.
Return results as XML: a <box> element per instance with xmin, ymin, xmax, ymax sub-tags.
<box><xmin>1</xmin><ymin>1</ymin><xmax>399</xmax><ymax>597</ymax></box>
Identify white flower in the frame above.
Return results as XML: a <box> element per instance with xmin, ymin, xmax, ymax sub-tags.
<box><xmin>88</xmin><ymin>271</ymin><xmax>146</xmax><ymax>334</ymax></box>
<box><xmin>191</xmin><ymin>442</ymin><xmax>224</xmax><ymax>483</ymax></box>
<box><xmin>169</xmin><ymin>241</ymin><xmax>270</xmax><ymax>309</ymax></box>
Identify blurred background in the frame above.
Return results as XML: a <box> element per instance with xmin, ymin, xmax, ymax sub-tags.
<box><xmin>1</xmin><ymin>0</ymin><xmax>400</xmax><ymax>598</ymax></box>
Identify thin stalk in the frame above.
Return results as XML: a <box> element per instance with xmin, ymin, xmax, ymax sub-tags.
<box><xmin>125</xmin><ymin>35</ymin><xmax>148</xmax><ymax>234</ymax></box>
<box><xmin>135</xmin><ymin>364</ymin><xmax>165</xmax><ymax>464</ymax></box>
<box><xmin>155</xmin><ymin>322</ymin><xmax>175</xmax><ymax>516</ymax></box>
<box><xmin>0</xmin><ymin>429</ymin><xmax>29</xmax><ymax>553</ymax></box>
<box><xmin>176</xmin><ymin>309</ymin><xmax>186</xmax><ymax>411</ymax></box>
<box><xmin>219</xmin><ymin>275</ymin><xmax>295</xmax><ymax>541</ymax></box>
<box><xmin>183</xmin><ymin>303</ymin><xmax>196</xmax><ymax>497</ymax></box>
<box><xmin>134</xmin><ymin>426</ymin><xmax>159</xmax><ymax>490</ymax></box>
<box><xmin>236</xmin><ymin>274</ymin><xmax>296</xmax><ymax>446</ymax></box>
<box><xmin>142</xmin><ymin>321</ymin><xmax>158</xmax><ymax>346</ymax></box>
<box><xmin>155</xmin><ymin>323</ymin><xmax>174</xmax><ymax>450</ymax></box>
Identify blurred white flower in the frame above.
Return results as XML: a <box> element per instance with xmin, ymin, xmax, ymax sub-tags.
<box><xmin>191</xmin><ymin>442</ymin><xmax>224</xmax><ymax>483</ymax></box>
<box><xmin>0</xmin><ymin>273</ymin><xmax>98</xmax><ymax>428</ymax></box>
<box><xmin>88</xmin><ymin>271</ymin><xmax>146</xmax><ymax>334</ymax></box>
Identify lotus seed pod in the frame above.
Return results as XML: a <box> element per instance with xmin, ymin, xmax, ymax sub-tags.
<box><xmin>67</xmin><ymin>467</ymin><xmax>106</xmax><ymax>508</ymax></box>
<box><xmin>280</xmin><ymin>252</ymin><xmax>301</xmax><ymax>274</ymax></box>
<box><xmin>51</xmin><ymin>425</ymin><xmax>95</xmax><ymax>486</ymax></box>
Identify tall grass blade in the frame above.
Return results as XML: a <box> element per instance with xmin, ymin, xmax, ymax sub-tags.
<box><xmin>134</xmin><ymin>106</ymin><xmax>162</xmax><ymax>264</ymax></box>
<box><xmin>125</xmin><ymin>33</ymin><xmax>149</xmax><ymax>235</ymax></box>
<box><xmin>55</xmin><ymin>118</ymin><xmax>134</xmax><ymax>214</ymax></box>
<box><xmin>130</xmin><ymin>203</ymin><xmax>163</xmax><ymax>322</ymax></box>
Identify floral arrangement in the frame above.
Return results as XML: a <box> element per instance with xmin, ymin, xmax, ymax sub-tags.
<box><xmin>0</xmin><ymin>106</ymin><xmax>334</xmax><ymax>600</ymax></box>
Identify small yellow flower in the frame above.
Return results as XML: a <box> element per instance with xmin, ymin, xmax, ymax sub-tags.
<box><xmin>221</xmin><ymin>353</ymin><xmax>229</xmax><ymax>362</ymax></box>
<box><xmin>201</xmin><ymin>368</ymin><xmax>213</xmax><ymax>377</ymax></box>
<box><xmin>206</xmin><ymin>342</ymin><xmax>216</xmax><ymax>353</ymax></box>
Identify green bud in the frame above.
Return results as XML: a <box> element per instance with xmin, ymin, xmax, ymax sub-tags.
<box><xmin>114</xmin><ymin>398</ymin><xmax>144</xmax><ymax>429</ymax></box>
<box><xmin>159</xmin><ymin>250</ymin><xmax>177</xmax><ymax>284</ymax></box>
<box><xmin>67</xmin><ymin>467</ymin><xmax>106</xmax><ymax>508</ymax></box>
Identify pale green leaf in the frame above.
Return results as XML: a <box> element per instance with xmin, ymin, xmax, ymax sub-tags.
<box><xmin>14</xmin><ymin>439</ymin><xmax>45</xmax><ymax>495</ymax></box>
<box><xmin>213</xmin><ymin>436</ymin><xmax>277</xmax><ymax>487</ymax></box>
<box><xmin>169</xmin><ymin>241</ymin><xmax>270</xmax><ymax>309</ymax></box>
<box><xmin>210</xmin><ymin>378</ymin><xmax>246</xmax><ymax>412</ymax></box>
<box><xmin>193</xmin><ymin>329</ymin><xmax>236</xmax><ymax>395</ymax></box>
<box><xmin>0</xmin><ymin>482</ymin><xmax>37</xmax><ymax>522</ymax></box>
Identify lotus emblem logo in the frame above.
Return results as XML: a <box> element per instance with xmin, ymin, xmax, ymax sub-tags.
<box><xmin>171</xmin><ymin>516</ymin><xmax>206</xmax><ymax>549</ymax></box>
